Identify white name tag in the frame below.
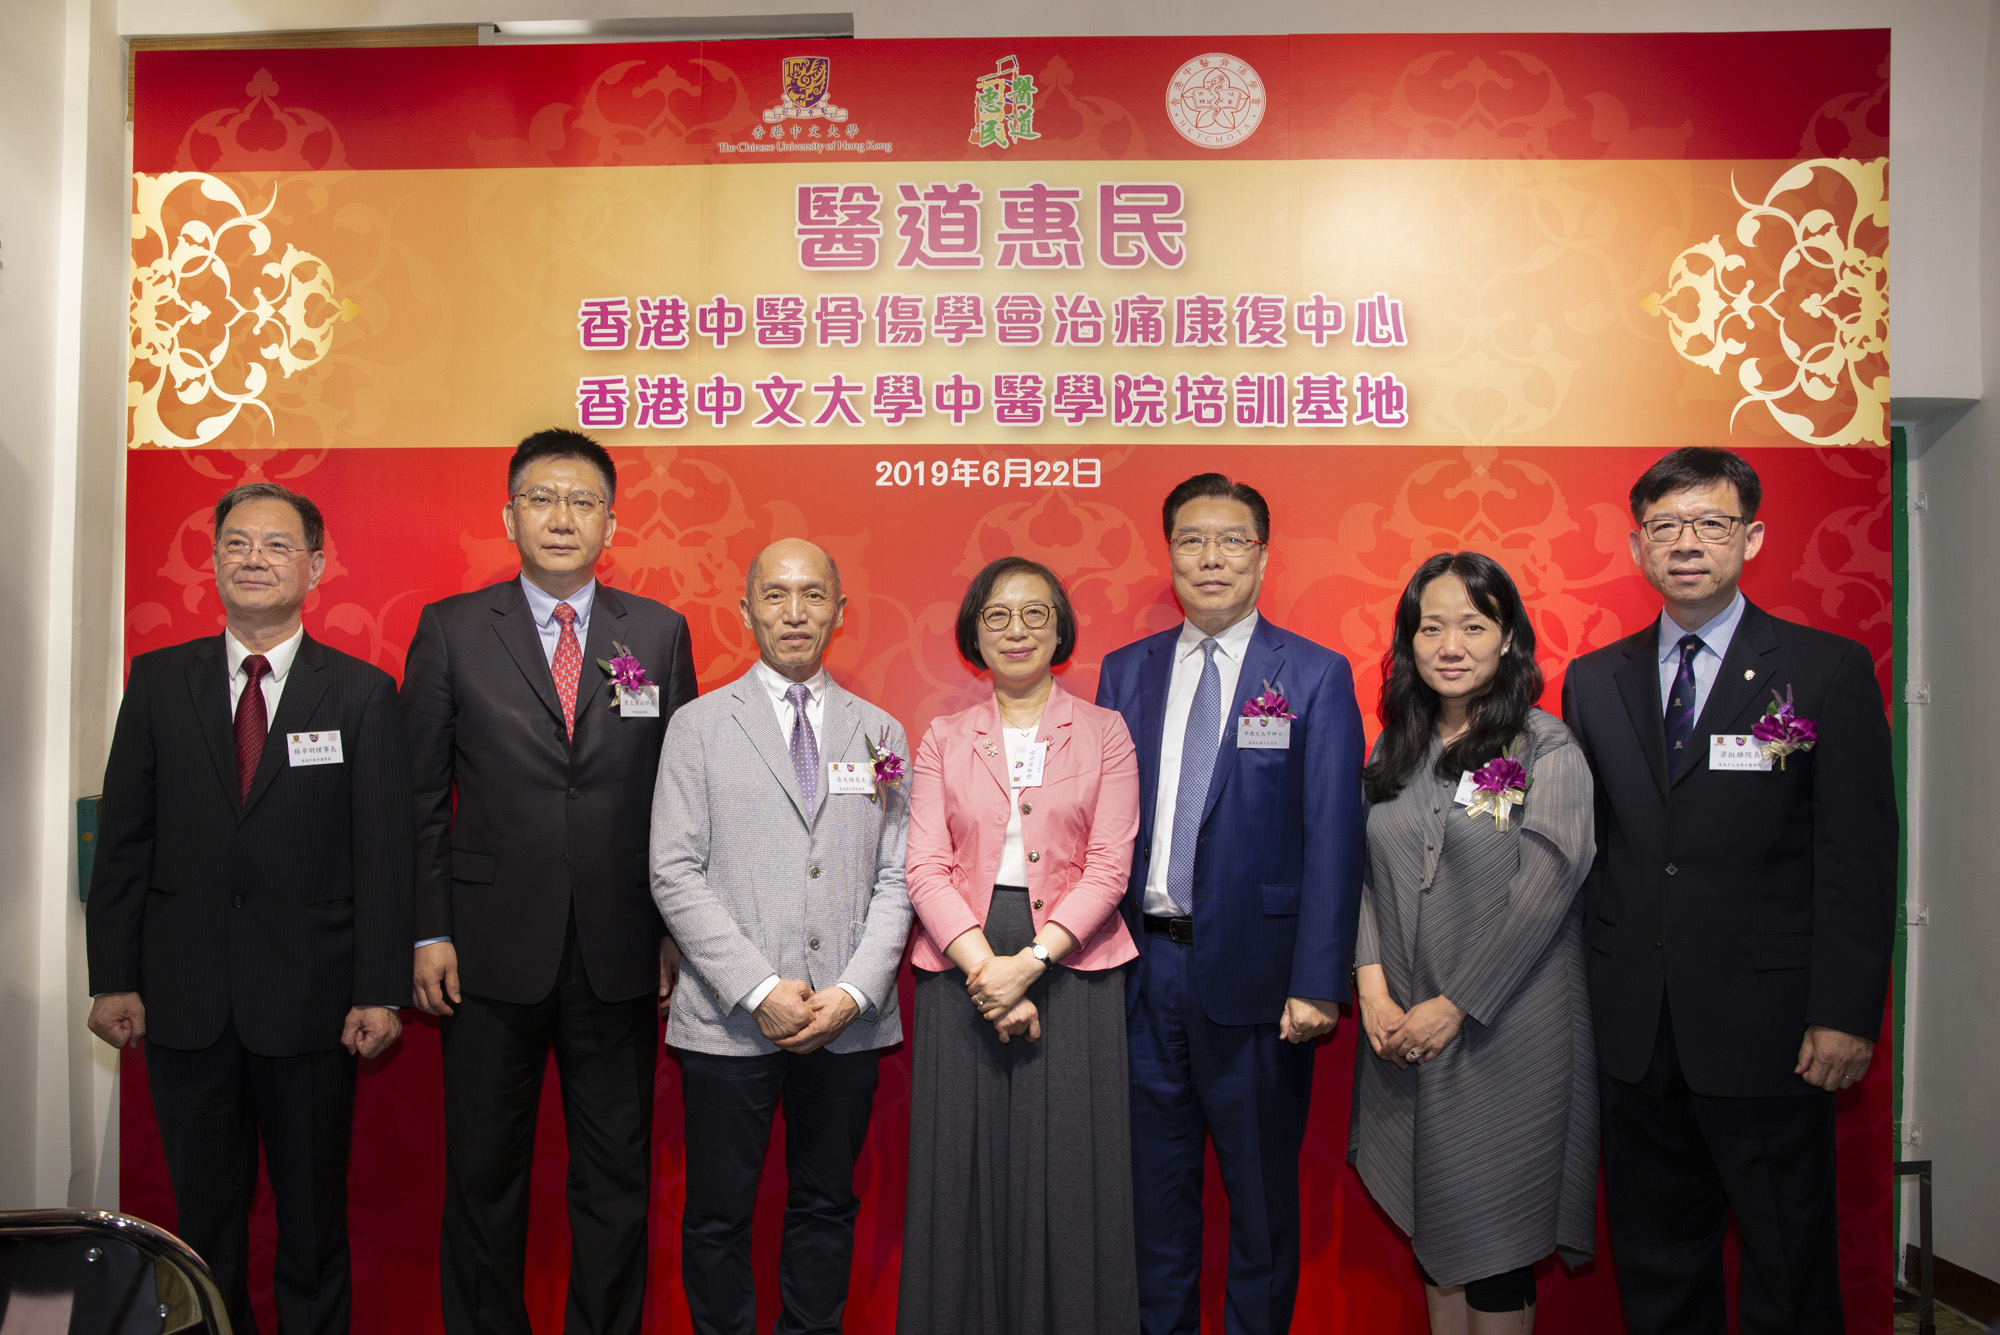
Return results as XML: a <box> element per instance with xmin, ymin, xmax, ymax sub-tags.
<box><xmin>287</xmin><ymin>731</ymin><xmax>343</xmax><ymax>766</ymax></box>
<box><xmin>618</xmin><ymin>684</ymin><xmax>659</xmax><ymax>717</ymax></box>
<box><xmin>1709</xmin><ymin>733</ymin><xmax>1774</xmax><ymax>772</ymax></box>
<box><xmin>1454</xmin><ymin>770</ymin><xmax>1477</xmax><ymax>805</ymax></box>
<box><xmin>827</xmin><ymin>760</ymin><xmax>876</xmax><ymax>795</ymax></box>
<box><xmin>1236</xmin><ymin>716</ymin><xmax>1291</xmax><ymax>749</ymax></box>
<box><xmin>1009</xmin><ymin>741</ymin><xmax>1049</xmax><ymax>788</ymax></box>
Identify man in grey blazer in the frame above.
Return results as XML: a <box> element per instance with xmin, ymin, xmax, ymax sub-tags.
<box><xmin>650</xmin><ymin>537</ymin><xmax>913</xmax><ymax>1335</ymax></box>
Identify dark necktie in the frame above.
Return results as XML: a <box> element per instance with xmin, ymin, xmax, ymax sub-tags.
<box><xmin>788</xmin><ymin>682</ymin><xmax>819</xmax><ymax>808</ymax></box>
<box><xmin>1165</xmin><ymin>638</ymin><xmax>1221</xmax><ymax>914</ymax></box>
<box><xmin>234</xmin><ymin>654</ymin><xmax>270</xmax><ymax>802</ymax></box>
<box><xmin>1663</xmin><ymin>633</ymin><xmax>1704</xmax><ymax>774</ymax></box>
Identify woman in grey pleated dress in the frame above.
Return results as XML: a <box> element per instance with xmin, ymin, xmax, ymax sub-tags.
<box><xmin>899</xmin><ymin>557</ymin><xmax>1142</xmax><ymax>1334</ymax></box>
<box><xmin>1350</xmin><ymin>552</ymin><xmax>1597</xmax><ymax>1334</ymax></box>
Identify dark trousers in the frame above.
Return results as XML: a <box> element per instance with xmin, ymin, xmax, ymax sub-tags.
<box><xmin>145</xmin><ymin>1015</ymin><xmax>357</xmax><ymax>1335</ymax></box>
<box><xmin>439</xmin><ymin>919</ymin><xmax>658</xmax><ymax>1335</ymax></box>
<box><xmin>1126</xmin><ymin>934</ymin><xmax>1314</xmax><ymax>1335</ymax></box>
<box><xmin>1600</xmin><ymin>1004</ymin><xmax>1843</xmax><ymax>1335</ymax></box>
<box><xmin>678</xmin><ymin>1046</ymin><xmax>882</xmax><ymax>1335</ymax></box>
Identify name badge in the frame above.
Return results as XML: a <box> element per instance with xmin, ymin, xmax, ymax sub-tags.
<box><xmin>1454</xmin><ymin>770</ymin><xmax>1477</xmax><ymax>805</ymax></box>
<box><xmin>618</xmin><ymin>684</ymin><xmax>659</xmax><ymax>717</ymax></box>
<box><xmin>1236</xmin><ymin>716</ymin><xmax>1291</xmax><ymax>750</ymax></box>
<box><xmin>1709</xmin><ymin>733</ymin><xmax>1774</xmax><ymax>772</ymax></box>
<box><xmin>828</xmin><ymin>761</ymin><xmax>876</xmax><ymax>795</ymax></box>
<box><xmin>1010</xmin><ymin>741</ymin><xmax>1049</xmax><ymax>789</ymax></box>
<box><xmin>287</xmin><ymin>731</ymin><xmax>343</xmax><ymax>766</ymax></box>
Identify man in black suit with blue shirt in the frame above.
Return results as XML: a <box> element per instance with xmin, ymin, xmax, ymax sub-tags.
<box><xmin>403</xmin><ymin>429</ymin><xmax>698</xmax><ymax>1335</ymax></box>
<box><xmin>88</xmin><ymin>482</ymin><xmax>413</xmax><ymax>1335</ymax></box>
<box><xmin>1561</xmin><ymin>447</ymin><xmax>1895</xmax><ymax>1335</ymax></box>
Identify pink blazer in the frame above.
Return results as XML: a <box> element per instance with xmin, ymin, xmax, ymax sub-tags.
<box><xmin>906</xmin><ymin>679</ymin><xmax>1140</xmax><ymax>972</ymax></box>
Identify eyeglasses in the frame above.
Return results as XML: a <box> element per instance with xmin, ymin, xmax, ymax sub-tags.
<box><xmin>980</xmin><ymin>603</ymin><xmax>1054</xmax><ymax>632</ymax></box>
<box><xmin>513</xmin><ymin>488</ymin><xmax>608</xmax><ymax>518</ymax></box>
<box><xmin>217</xmin><ymin>538</ymin><xmax>310</xmax><ymax>564</ymax></box>
<box><xmin>1639</xmin><ymin>515</ymin><xmax>1745</xmax><ymax>545</ymax></box>
<box><xmin>1171</xmin><ymin>533</ymin><xmax>1264</xmax><ymax>561</ymax></box>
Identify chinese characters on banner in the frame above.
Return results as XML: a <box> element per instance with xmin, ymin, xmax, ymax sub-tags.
<box><xmin>574</xmin><ymin>180</ymin><xmax>1410</xmax><ymax>438</ymax></box>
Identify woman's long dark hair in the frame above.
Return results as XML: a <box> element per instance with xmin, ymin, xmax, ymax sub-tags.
<box><xmin>1362</xmin><ymin>552</ymin><xmax>1543</xmax><ymax>804</ymax></box>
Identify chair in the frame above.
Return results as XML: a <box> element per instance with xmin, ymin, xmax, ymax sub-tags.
<box><xmin>0</xmin><ymin>1210</ymin><xmax>229</xmax><ymax>1335</ymax></box>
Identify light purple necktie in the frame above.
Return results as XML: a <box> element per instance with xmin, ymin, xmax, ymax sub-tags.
<box><xmin>787</xmin><ymin>682</ymin><xmax>818</xmax><ymax>808</ymax></box>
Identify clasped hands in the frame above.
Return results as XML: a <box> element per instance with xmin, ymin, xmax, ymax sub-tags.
<box><xmin>753</xmin><ymin>979</ymin><xmax>861</xmax><ymax>1054</ymax></box>
<box><xmin>965</xmin><ymin>952</ymin><xmax>1046</xmax><ymax>1044</ymax></box>
<box><xmin>1358</xmin><ymin>974</ymin><xmax>1465</xmax><ymax>1068</ymax></box>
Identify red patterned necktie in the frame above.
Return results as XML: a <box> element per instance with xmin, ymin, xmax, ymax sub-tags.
<box><xmin>552</xmin><ymin>603</ymin><xmax>581</xmax><ymax>742</ymax></box>
<box><xmin>234</xmin><ymin>654</ymin><xmax>270</xmax><ymax>802</ymax></box>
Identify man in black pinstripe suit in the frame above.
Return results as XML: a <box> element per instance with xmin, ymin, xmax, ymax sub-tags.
<box><xmin>88</xmin><ymin>482</ymin><xmax>414</xmax><ymax>1335</ymax></box>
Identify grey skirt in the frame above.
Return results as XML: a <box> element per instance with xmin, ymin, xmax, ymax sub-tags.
<box><xmin>897</xmin><ymin>888</ymin><xmax>1140</xmax><ymax>1335</ymax></box>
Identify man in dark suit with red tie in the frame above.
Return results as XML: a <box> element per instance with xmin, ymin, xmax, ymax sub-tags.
<box><xmin>403</xmin><ymin>429</ymin><xmax>697</xmax><ymax>1335</ymax></box>
<box><xmin>88</xmin><ymin>482</ymin><xmax>413</xmax><ymax>1335</ymax></box>
<box><xmin>1562</xmin><ymin>447</ymin><xmax>1895</xmax><ymax>1334</ymax></box>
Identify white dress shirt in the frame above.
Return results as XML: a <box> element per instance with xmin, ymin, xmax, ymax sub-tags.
<box><xmin>225</xmin><ymin>623</ymin><xmax>304</xmax><ymax>717</ymax></box>
<box><xmin>519</xmin><ymin>573</ymin><xmax>598</xmax><ymax>667</ymax></box>
<box><xmin>1143</xmin><ymin>611</ymin><xmax>1260</xmax><ymax>917</ymax></box>
<box><xmin>416</xmin><ymin>577</ymin><xmax>598</xmax><ymax>948</ymax></box>
<box><xmin>742</xmin><ymin>659</ymin><xmax>872</xmax><ymax>1016</ymax></box>
<box><xmin>1655</xmin><ymin>591</ymin><xmax>1746</xmax><ymax>725</ymax></box>
<box><xmin>995</xmin><ymin>724</ymin><xmax>1040</xmax><ymax>887</ymax></box>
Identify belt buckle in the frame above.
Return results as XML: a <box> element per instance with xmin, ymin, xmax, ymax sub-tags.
<box><xmin>1170</xmin><ymin>917</ymin><xmax>1194</xmax><ymax>944</ymax></box>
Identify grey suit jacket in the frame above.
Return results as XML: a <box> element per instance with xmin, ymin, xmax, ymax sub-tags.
<box><xmin>650</xmin><ymin>667</ymin><xmax>913</xmax><ymax>1056</ymax></box>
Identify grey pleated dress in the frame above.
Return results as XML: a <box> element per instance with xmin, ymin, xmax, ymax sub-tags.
<box><xmin>897</xmin><ymin>888</ymin><xmax>1140</xmax><ymax>1334</ymax></box>
<box><xmin>1348</xmin><ymin>707</ymin><xmax>1598</xmax><ymax>1287</ymax></box>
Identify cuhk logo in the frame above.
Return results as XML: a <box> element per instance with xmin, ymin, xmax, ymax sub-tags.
<box><xmin>765</xmin><ymin>55</ymin><xmax>848</xmax><ymax>124</ymax></box>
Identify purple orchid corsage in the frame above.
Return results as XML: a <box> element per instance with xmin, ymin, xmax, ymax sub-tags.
<box><xmin>864</xmin><ymin>728</ymin><xmax>906</xmax><ymax>806</ymax></box>
<box><xmin>596</xmin><ymin>641</ymin><xmax>653</xmax><ymax>709</ymax></box>
<box><xmin>1751</xmin><ymin>685</ymin><xmax>1818</xmax><ymax>770</ymax></box>
<box><xmin>1241</xmin><ymin>679</ymin><xmax>1298</xmax><ymax>721</ymax></box>
<box><xmin>1466</xmin><ymin>752</ymin><xmax>1531</xmax><ymax>833</ymax></box>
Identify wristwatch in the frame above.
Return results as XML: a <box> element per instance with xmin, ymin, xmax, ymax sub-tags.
<box><xmin>1029</xmin><ymin>942</ymin><xmax>1053</xmax><ymax>967</ymax></box>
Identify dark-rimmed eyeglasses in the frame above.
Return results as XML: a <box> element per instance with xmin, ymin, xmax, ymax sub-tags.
<box><xmin>1639</xmin><ymin>515</ymin><xmax>1745</xmax><ymax>545</ymax></box>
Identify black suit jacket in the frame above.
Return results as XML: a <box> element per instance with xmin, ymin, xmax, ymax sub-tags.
<box><xmin>88</xmin><ymin>633</ymin><xmax>414</xmax><ymax>1056</ymax></box>
<box><xmin>1560</xmin><ymin>599</ymin><xmax>1895</xmax><ymax>1098</ymax></box>
<box><xmin>402</xmin><ymin>578</ymin><xmax>697</xmax><ymax>1005</ymax></box>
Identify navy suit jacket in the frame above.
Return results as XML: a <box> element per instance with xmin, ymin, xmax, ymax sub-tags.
<box><xmin>1097</xmin><ymin>616</ymin><xmax>1365</xmax><ymax>1025</ymax></box>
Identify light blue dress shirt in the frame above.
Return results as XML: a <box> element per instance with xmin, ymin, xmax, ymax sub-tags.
<box><xmin>1654</xmin><ymin>590</ymin><xmax>1746</xmax><ymax>724</ymax></box>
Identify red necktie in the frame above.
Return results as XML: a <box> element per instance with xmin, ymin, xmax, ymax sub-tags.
<box><xmin>552</xmin><ymin>603</ymin><xmax>581</xmax><ymax>742</ymax></box>
<box><xmin>234</xmin><ymin>654</ymin><xmax>270</xmax><ymax>802</ymax></box>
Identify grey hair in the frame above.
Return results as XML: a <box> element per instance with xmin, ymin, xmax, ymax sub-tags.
<box><xmin>744</xmin><ymin>544</ymin><xmax>842</xmax><ymax>601</ymax></box>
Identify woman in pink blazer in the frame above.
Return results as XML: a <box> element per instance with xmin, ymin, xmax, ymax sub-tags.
<box><xmin>897</xmin><ymin>557</ymin><xmax>1142</xmax><ymax>1335</ymax></box>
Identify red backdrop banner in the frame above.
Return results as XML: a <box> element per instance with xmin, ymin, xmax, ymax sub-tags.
<box><xmin>119</xmin><ymin>443</ymin><xmax>1893</xmax><ymax>1333</ymax></box>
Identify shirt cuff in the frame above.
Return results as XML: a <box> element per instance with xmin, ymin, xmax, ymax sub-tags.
<box><xmin>836</xmin><ymin>981</ymin><xmax>871</xmax><ymax>1014</ymax></box>
<box><xmin>742</xmin><ymin>973</ymin><xmax>781</xmax><ymax>1013</ymax></box>
<box><xmin>415</xmin><ymin>936</ymin><xmax>451</xmax><ymax>948</ymax></box>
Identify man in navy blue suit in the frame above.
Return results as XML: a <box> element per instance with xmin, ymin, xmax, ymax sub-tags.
<box><xmin>1097</xmin><ymin>473</ymin><xmax>1365</xmax><ymax>1335</ymax></box>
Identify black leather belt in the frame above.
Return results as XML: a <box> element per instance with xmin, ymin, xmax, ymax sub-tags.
<box><xmin>1143</xmin><ymin>914</ymin><xmax>1194</xmax><ymax>944</ymax></box>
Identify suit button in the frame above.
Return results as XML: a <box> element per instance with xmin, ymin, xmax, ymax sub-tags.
<box><xmin>1656</xmin><ymin>937</ymin><xmax>1664</xmax><ymax>948</ymax></box>
<box><xmin>1665</xmin><ymin>863</ymin><xmax>1678</xmax><ymax>876</ymax></box>
<box><xmin>810</xmin><ymin>865</ymin><xmax>821</xmax><ymax>878</ymax></box>
<box><xmin>568</xmin><ymin>787</ymin><xmax>582</xmax><ymax>800</ymax></box>
<box><xmin>808</xmin><ymin>936</ymin><xmax>820</xmax><ymax>950</ymax></box>
<box><xmin>231</xmin><ymin>895</ymin><xmax>243</xmax><ymax>908</ymax></box>
<box><xmin>1027</xmin><ymin>851</ymin><xmax>1040</xmax><ymax>863</ymax></box>
<box><xmin>1020</xmin><ymin>801</ymin><xmax>1033</xmax><ymax>815</ymax></box>
<box><xmin>1032</xmin><ymin>898</ymin><xmax>1044</xmax><ymax>910</ymax></box>
<box><xmin>560</xmin><ymin>853</ymin><xmax>571</xmax><ymax>866</ymax></box>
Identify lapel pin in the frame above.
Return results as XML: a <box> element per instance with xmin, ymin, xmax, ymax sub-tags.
<box><xmin>1744</xmin><ymin>669</ymin><xmax>1756</xmax><ymax>680</ymax></box>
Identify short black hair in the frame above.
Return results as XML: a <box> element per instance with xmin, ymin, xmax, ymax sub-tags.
<box><xmin>508</xmin><ymin>428</ymin><xmax>618</xmax><ymax>504</ymax></box>
<box><xmin>212</xmin><ymin>482</ymin><xmax>325</xmax><ymax>552</ymax></box>
<box><xmin>954</xmin><ymin>557</ymin><xmax>1077</xmax><ymax>669</ymax></box>
<box><xmin>1629</xmin><ymin>447</ymin><xmax>1761</xmax><ymax>522</ymax></box>
<box><xmin>1162</xmin><ymin>472</ymin><xmax>1270</xmax><ymax>543</ymax></box>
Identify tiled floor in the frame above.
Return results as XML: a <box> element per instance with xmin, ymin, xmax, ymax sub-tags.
<box><xmin>1896</xmin><ymin>1303</ymin><xmax>1992</xmax><ymax>1333</ymax></box>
